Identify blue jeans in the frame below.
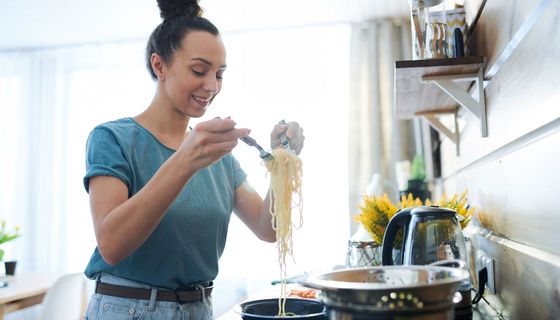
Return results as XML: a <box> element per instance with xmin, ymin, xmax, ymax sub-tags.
<box><xmin>84</xmin><ymin>273</ymin><xmax>214</xmax><ymax>320</ymax></box>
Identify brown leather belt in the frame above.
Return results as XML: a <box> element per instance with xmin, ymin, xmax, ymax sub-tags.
<box><xmin>95</xmin><ymin>281</ymin><xmax>213</xmax><ymax>303</ymax></box>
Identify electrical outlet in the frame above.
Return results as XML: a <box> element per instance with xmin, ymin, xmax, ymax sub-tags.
<box><xmin>476</xmin><ymin>250</ymin><xmax>496</xmax><ymax>294</ymax></box>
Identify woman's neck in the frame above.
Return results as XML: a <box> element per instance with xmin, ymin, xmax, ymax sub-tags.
<box><xmin>134</xmin><ymin>101</ymin><xmax>190</xmax><ymax>150</ymax></box>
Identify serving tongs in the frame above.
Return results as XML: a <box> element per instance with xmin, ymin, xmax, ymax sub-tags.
<box><xmin>240</xmin><ymin>119</ymin><xmax>294</xmax><ymax>161</ymax></box>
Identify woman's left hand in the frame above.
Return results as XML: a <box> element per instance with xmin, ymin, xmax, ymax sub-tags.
<box><xmin>270</xmin><ymin>121</ymin><xmax>305</xmax><ymax>155</ymax></box>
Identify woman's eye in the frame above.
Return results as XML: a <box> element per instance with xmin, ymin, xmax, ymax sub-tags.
<box><xmin>192</xmin><ymin>69</ymin><xmax>205</xmax><ymax>76</ymax></box>
<box><xmin>216</xmin><ymin>70</ymin><xmax>225</xmax><ymax>80</ymax></box>
<box><xmin>192</xmin><ymin>68</ymin><xmax>224</xmax><ymax>80</ymax></box>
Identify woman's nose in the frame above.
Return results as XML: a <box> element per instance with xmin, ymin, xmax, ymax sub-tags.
<box><xmin>203</xmin><ymin>75</ymin><xmax>219</xmax><ymax>94</ymax></box>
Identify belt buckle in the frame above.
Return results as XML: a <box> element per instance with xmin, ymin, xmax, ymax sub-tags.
<box><xmin>173</xmin><ymin>289</ymin><xmax>181</xmax><ymax>302</ymax></box>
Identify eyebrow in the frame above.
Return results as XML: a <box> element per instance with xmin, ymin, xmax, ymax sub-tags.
<box><xmin>191</xmin><ymin>58</ymin><xmax>227</xmax><ymax>69</ymax></box>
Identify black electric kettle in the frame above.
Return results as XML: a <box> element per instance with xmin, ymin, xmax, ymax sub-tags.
<box><xmin>381</xmin><ymin>206</ymin><xmax>468</xmax><ymax>267</ymax></box>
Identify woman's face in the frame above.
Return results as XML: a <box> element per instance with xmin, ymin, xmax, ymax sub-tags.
<box><xmin>161</xmin><ymin>31</ymin><xmax>226</xmax><ymax>118</ymax></box>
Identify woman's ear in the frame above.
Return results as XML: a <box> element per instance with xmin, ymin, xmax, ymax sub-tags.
<box><xmin>151</xmin><ymin>53</ymin><xmax>165</xmax><ymax>81</ymax></box>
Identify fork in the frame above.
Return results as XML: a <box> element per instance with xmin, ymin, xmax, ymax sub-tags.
<box><xmin>240</xmin><ymin>120</ymin><xmax>294</xmax><ymax>160</ymax></box>
<box><xmin>239</xmin><ymin>136</ymin><xmax>273</xmax><ymax>161</ymax></box>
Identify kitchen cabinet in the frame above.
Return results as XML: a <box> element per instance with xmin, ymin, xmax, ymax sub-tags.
<box><xmin>394</xmin><ymin>56</ymin><xmax>486</xmax><ymax>155</ymax></box>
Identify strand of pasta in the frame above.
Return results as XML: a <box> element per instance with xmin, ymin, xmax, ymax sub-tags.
<box><xmin>265</xmin><ymin>148</ymin><xmax>303</xmax><ymax>317</ymax></box>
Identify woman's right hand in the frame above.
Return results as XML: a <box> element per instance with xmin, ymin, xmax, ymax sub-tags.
<box><xmin>177</xmin><ymin>117</ymin><xmax>250</xmax><ymax>171</ymax></box>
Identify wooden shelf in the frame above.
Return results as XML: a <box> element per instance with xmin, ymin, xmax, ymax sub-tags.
<box><xmin>394</xmin><ymin>56</ymin><xmax>487</xmax><ymax>155</ymax></box>
<box><xmin>394</xmin><ymin>56</ymin><xmax>484</xmax><ymax>120</ymax></box>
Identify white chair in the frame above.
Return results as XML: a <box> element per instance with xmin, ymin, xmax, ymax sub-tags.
<box><xmin>40</xmin><ymin>273</ymin><xmax>87</xmax><ymax>320</ymax></box>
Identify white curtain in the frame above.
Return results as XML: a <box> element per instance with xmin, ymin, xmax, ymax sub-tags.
<box><xmin>348</xmin><ymin>19</ymin><xmax>416</xmax><ymax>235</ymax></box>
<box><xmin>0</xmin><ymin>42</ymin><xmax>156</xmax><ymax>276</ymax></box>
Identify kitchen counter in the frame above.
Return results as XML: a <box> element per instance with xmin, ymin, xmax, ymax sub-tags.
<box><xmin>472</xmin><ymin>299</ymin><xmax>505</xmax><ymax>320</ymax></box>
<box><xmin>216</xmin><ymin>285</ymin><xmax>506</xmax><ymax>320</ymax></box>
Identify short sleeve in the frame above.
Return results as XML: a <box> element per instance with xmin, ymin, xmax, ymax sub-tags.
<box><xmin>83</xmin><ymin>127</ymin><xmax>132</xmax><ymax>193</ymax></box>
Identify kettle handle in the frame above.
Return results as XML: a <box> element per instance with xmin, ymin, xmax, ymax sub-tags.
<box><xmin>381</xmin><ymin>208</ymin><xmax>412</xmax><ymax>265</ymax></box>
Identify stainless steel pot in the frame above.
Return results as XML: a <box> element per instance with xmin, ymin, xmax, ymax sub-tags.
<box><xmin>302</xmin><ymin>265</ymin><xmax>469</xmax><ymax>320</ymax></box>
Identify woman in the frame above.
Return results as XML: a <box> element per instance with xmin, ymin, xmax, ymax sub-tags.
<box><xmin>83</xmin><ymin>0</ymin><xmax>305</xmax><ymax>318</ymax></box>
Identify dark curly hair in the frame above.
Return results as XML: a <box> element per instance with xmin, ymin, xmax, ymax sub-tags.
<box><xmin>146</xmin><ymin>0</ymin><xmax>220</xmax><ymax>80</ymax></box>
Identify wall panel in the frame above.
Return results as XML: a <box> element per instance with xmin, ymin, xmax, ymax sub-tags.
<box><xmin>436</xmin><ymin>0</ymin><xmax>560</xmax><ymax>318</ymax></box>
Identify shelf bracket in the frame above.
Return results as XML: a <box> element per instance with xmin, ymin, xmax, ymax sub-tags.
<box><xmin>415</xmin><ymin>108</ymin><xmax>460</xmax><ymax>156</ymax></box>
<box><xmin>421</xmin><ymin>68</ymin><xmax>488</xmax><ymax>137</ymax></box>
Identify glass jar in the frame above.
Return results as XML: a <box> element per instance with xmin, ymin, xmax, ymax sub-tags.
<box><xmin>346</xmin><ymin>224</ymin><xmax>382</xmax><ymax>267</ymax></box>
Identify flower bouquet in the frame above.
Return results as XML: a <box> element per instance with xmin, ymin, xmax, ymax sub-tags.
<box><xmin>354</xmin><ymin>190</ymin><xmax>474</xmax><ymax>247</ymax></box>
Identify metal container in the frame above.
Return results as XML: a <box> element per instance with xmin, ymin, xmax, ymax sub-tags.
<box><xmin>302</xmin><ymin>265</ymin><xmax>469</xmax><ymax>320</ymax></box>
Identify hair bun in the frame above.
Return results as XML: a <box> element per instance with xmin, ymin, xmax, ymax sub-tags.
<box><xmin>157</xmin><ymin>0</ymin><xmax>203</xmax><ymax>20</ymax></box>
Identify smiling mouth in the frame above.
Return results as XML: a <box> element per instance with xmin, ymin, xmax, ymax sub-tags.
<box><xmin>193</xmin><ymin>95</ymin><xmax>212</xmax><ymax>104</ymax></box>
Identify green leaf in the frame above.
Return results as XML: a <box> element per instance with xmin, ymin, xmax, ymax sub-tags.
<box><xmin>410</xmin><ymin>154</ymin><xmax>426</xmax><ymax>180</ymax></box>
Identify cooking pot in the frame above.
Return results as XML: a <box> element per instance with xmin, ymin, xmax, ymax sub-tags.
<box><xmin>302</xmin><ymin>265</ymin><xmax>469</xmax><ymax>320</ymax></box>
<box><xmin>234</xmin><ymin>297</ymin><xmax>326</xmax><ymax>319</ymax></box>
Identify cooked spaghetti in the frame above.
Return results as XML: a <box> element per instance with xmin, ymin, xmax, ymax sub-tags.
<box><xmin>265</xmin><ymin>148</ymin><xmax>303</xmax><ymax>317</ymax></box>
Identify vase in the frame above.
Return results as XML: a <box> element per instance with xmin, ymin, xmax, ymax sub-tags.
<box><xmin>401</xmin><ymin>178</ymin><xmax>431</xmax><ymax>201</ymax></box>
<box><xmin>4</xmin><ymin>260</ymin><xmax>17</xmax><ymax>275</ymax></box>
<box><xmin>346</xmin><ymin>224</ymin><xmax>382</xmax><ymax>267</ymax></box>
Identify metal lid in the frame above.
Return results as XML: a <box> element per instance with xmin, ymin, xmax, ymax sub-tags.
<box><xmin>411</xmin><ymin>206</ymin><xmax>456</xmax><ymax>217</ymax></box>
<box><xmin>304</xmin><ymin>265</ymin><xmax>468</xmax><ymax>291</ymax></box>
<box><xmin>302</xmin><ymin>266</ymin><xmax>469</xmax><ymax>313</ymax></box>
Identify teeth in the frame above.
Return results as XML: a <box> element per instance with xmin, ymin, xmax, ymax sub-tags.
<box><xmin>193</xmin><ymin>96</ymin><xmax>211</xmax><ymax>103</ymax></box>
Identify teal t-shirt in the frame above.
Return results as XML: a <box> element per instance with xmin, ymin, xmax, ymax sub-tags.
<box><xmin>83</xmin><ymin>117</ymin><xmax>247</xmax><ymax>289</ymax></box>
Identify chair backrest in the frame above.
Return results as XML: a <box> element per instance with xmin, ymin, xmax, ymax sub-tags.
<box><xmin>40</xmin><ymin>273</ymin><xmax>87</xmax><ymax>320</ymax></box>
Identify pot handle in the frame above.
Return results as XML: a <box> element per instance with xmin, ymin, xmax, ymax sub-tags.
<box><xmin>381</xmin><ymin>208</ymin><xmax>412</xmax><ymax>265</ymax></box>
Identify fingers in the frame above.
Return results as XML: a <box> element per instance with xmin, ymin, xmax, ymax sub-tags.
<box><xmin>271</xmin><ymin>122</ymin><xmax>288</xmax><ymax>136</ymax></box>
<box><xmin>270</xmin><ymin>123</ymin><xmax>287</xmax><ymax>149</ymax></box>
<box><xmin>270</xmin><ymin>121</ymin><xmax>305</xmax><ymax>154</ymax></box>
<box><xmin>195</xmin><ymin>117</ymin><xmax>250</xmax><ymax>143</ymax></box>
<box><xmin>199</xmin><ymin>117</ymin><xmax>236</xmax><ymax>133</ymax></box>
<box><xmin>288</xmin><ymin>124</ymin><xmax>304</xmax><ymax>155</ymax></box>
<box><xmin>284</xmin><ymin>121</ymin><xmax>301</xmax><ymax>139</ymax></box>
<box><xmin>205</xmin><ymin>139</ymin><xmax>240</xmax><ymax>155</ymax></box>
<box><xmin>177</xmin><ymin>117</ymin><xmax>253</xmax><ymax>172</ymax></box>
<box><xmin>290</xmin><ymin>126</ymin><xmax>305</xmax><ymax>154</ymax></box>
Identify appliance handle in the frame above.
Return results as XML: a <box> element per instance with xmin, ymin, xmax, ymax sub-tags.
<box><xmin>381</xmin><ymin>208</ymin><xmax>412</xmax><ymax>265</ymax></box>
